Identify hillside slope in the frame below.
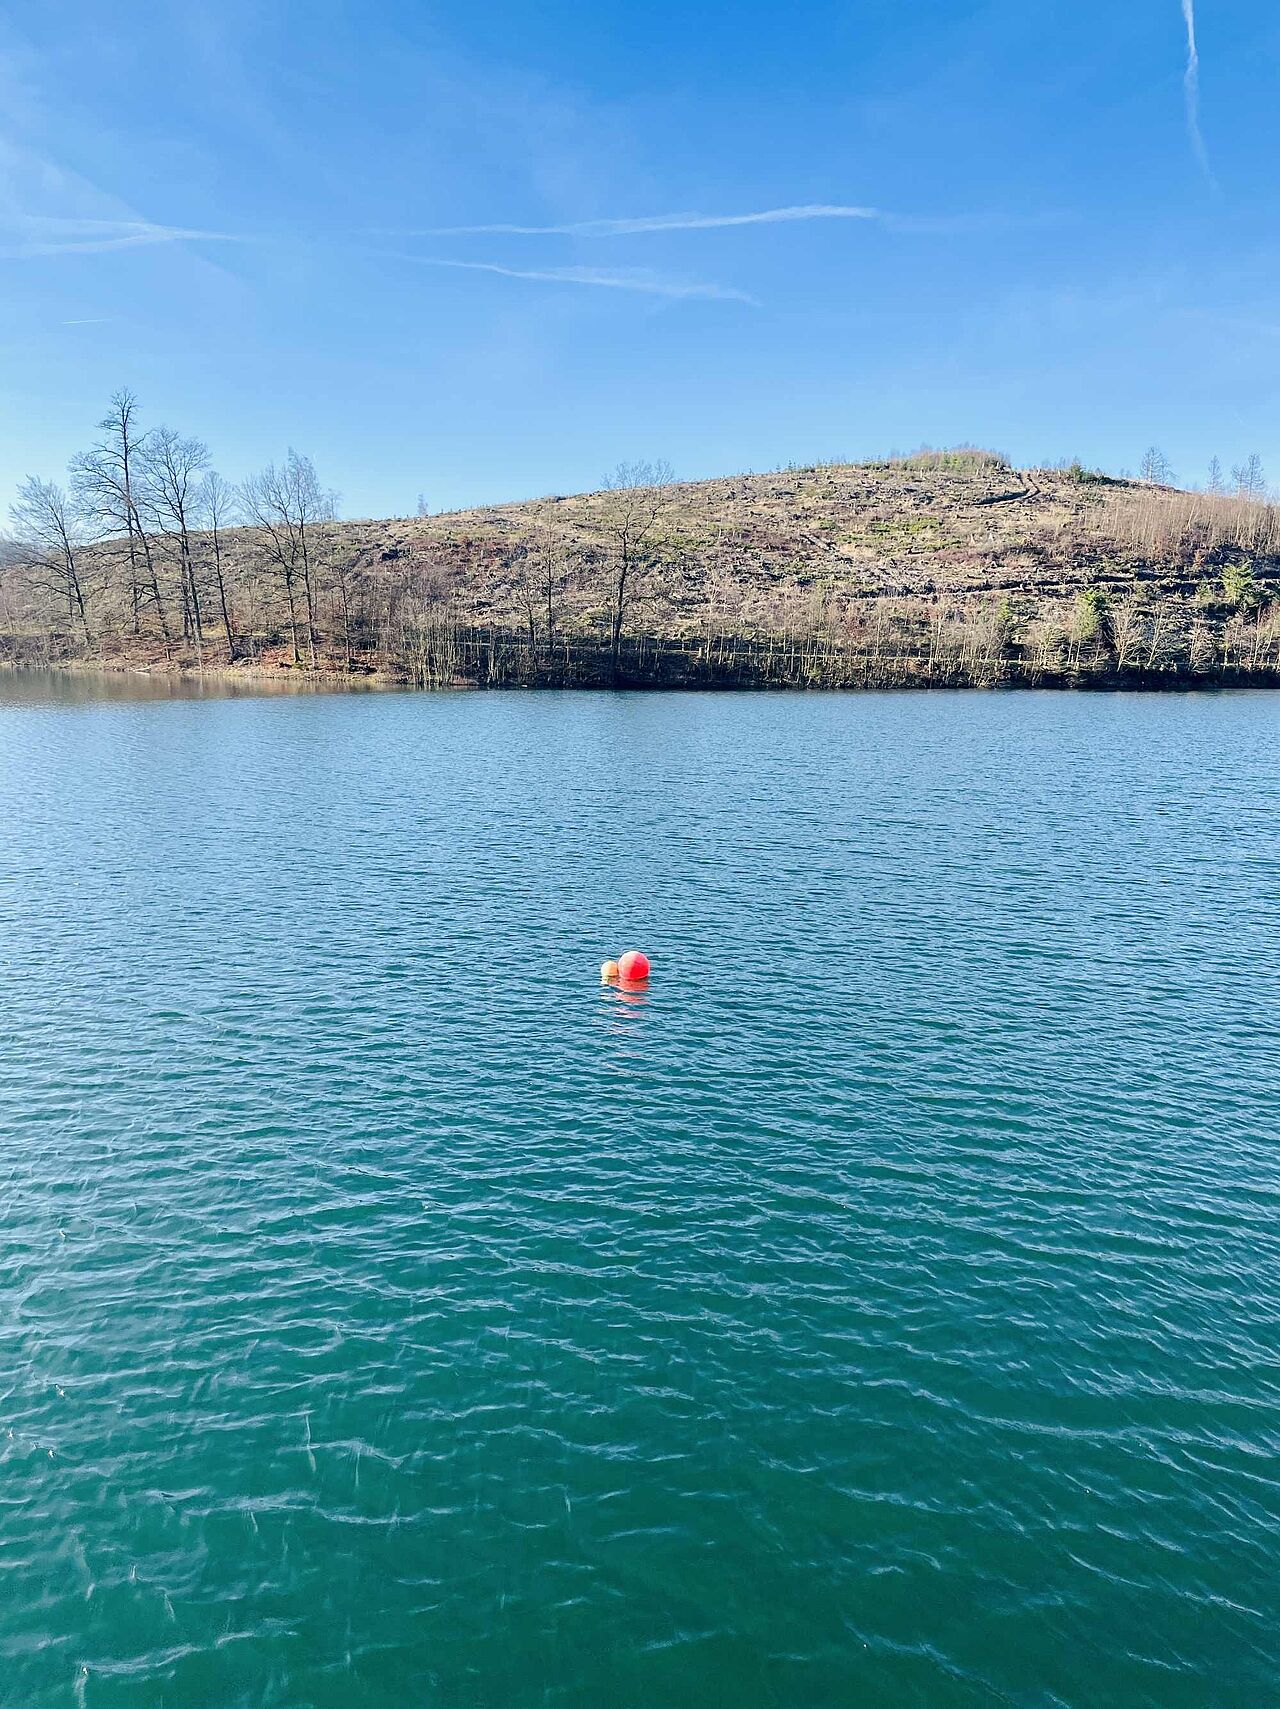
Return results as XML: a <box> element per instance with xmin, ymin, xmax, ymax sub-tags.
<box><xmin>4</xmin><ymin>454</ymin><xmax>1280</xmax><ymax>688</ymax></box>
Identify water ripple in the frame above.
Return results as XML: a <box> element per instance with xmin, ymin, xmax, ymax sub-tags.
<box><xmin>1</xmin><ymin>686</ymin><xmax>1279</xmax><ymax>1707</ymax></box>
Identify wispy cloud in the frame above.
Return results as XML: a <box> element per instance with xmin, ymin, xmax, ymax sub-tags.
<box><xmin>0</xmin><ymin>215</ymin><xmax>239</xmax><ymax>259</ymax></box>
<box><xmin>61</xmin><ymin>316</ymin><xmax>116</xmax><ymax>325</ymax></box>
<box><xmin>397</xmin><ymin>203</ymin><xmax>882</xmax><ymax>238</ymax></box>
<box><xmin>413</xmin><ymin>256</ymin><xmax>759</xmax><ymax>303</ymax></box>
<box><xmin>1180</xmin><ymin>0</ymin><xmax>1217</xmax><ymax>188</ymax></box>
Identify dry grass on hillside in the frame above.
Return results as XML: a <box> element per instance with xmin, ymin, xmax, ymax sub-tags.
<box><xmin>4</xmin><ymin>451</ymin><xmax>1280</xmax><ymax>686</ymax></box>
<box><xmin>326</xmin><ymin>457</ymin><xmax>1275</xmax><ymax>638</ymax></box>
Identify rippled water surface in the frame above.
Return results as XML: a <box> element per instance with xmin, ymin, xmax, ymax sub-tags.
<box><xmin>2</xmin><ymin>679</ymin><xmax>1279</xmax><ymax>1708</ymax></box>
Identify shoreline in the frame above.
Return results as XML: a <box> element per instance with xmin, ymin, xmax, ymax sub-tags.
<box><xmin>6</xmin><ymin>653</ymin><xmax>1280</xmax><ymax>695</ymax></box>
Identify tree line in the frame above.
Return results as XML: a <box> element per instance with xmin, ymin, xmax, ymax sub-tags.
<box><xmin>4</xmin><ymin>389</ymin><xmax>339</xmax><ymax>668</ymax></box>
<box><xmin>2</xmin><ymin>390</ymin><xmax>680</xmax><ymax>678</ymax></box>
<box><xmin>1139</xmin><ymin>446</ymin><xmax>1267</xmax><ymax>498</ymax></box>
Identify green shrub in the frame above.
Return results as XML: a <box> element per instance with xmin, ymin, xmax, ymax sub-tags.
<box><xmin>888</xmin><ymin>445</ymin><xmax>1010</xmax><ymax>475</ymax></box>
<box><xmin>1221</xmin><ymin>562</ymin><xmax>1263</xmax><ymax>613</ymax></box>
<box><xmin>1073</xmin><ymin>587</ymin><xmax>1110</xmax><ymax>644</ymax></box>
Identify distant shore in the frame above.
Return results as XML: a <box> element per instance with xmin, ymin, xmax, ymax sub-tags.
<box><xmin>5</xmin><ymin>458</ymin><xmax>1279</xmax><ymax>692</ymax></box>
<box><xmin>6</xmin><ymin>640</ymin><xmax>1280</xmax><ymax>694</ymax></box>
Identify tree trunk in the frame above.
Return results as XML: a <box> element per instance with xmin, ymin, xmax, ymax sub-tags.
<box><xmin>283</xmin><ymin>567</ymin><xmax>301</xmax><ymax>665</ymax></box>
<box><xmin>610</xmin><ymin>547</ymin><xmax>629</xmax><ymax>683</ymax></box>
<box><xmin>70</xmin><ymin>567</ymin><xmax>91</xmax><ymax>648</ymax></box>
<box><xmin>127</xmin><ymin>536</ymin><xmax>142</xmax><ymax>635</ymax></box>
<box><xmin>299</xmin><ymin>530</ymin><xmax>318</xmax><ymax>669</ymax></box>
<box><xmin>138</xmin><ymin>532</ymin><xmax>171</xmax><ymax>644</ymax></box>
<box><xmin>184</xmin><ymin>539</ymin><xmax>204</xmax><ymax>668</ymax></box>
<box><xmin>212</xmin><ymin>533</ymin><xmax>235</xmax><ymax>662</ymax></box>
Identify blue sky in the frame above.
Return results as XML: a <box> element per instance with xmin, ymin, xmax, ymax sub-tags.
<box><xmin>2</xmin><ymin>0</ymin><xmax>1279</xmax><ymax>518</ymax></box>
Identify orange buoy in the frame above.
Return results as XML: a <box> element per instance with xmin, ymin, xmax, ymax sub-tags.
<box><xmin>600</xmin><ymin>959</ymin><xmax>620</xmax><ymax>984</ymax></box>
<box><xmin>617</xmin><ymin>950</ymin><xmax>651</xmax><ymax>983</ymax></box>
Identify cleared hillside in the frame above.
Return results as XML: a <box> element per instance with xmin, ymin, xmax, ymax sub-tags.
<box><xmin>5</xmin><ymin>452</ymin><xmax>1280</xmax><ymax>688</ymax></box>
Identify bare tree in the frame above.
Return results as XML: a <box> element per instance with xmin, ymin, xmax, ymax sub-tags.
<box><xmin>238</xmin><ymin>450</ymin><xmax>334</xmax><ymax>668</ymax></box>
<box><xmin>240</xmin><ymin>466</ymin><xmax>301</xmax><ymax>664</ymax></box>
<box><xmin>7</xmin><ymin>478</ymin><xmax>96</xmax><ymax>646</ymax></box>
<box><xmin>293</xmin><ymin>453</ymin><xmax>338</xmax><ymax>665</ymax></box>
<box><xmin>534</xmin><ymin>508</ymin><xmax>574</xmax><ymax>651</ymax></box>
<box><xmin>512</xmin><ymin>508</ymin><xmax>573</xmax><ymax>657</ymax></box>
<box><xmin>596</xmin><ymin>459</ymin><xmax>676</xmax><ymax>676</ymax></box>
<box><xmin>144</xmin><ymin>428</ymin><xmax>210</xmax><ymax>662</ymax></box>
<box><xmin>510</xmin><ymin>544</ymin><xmax>539</xmax><ymax>653</ymax></box>
<box><xmin>69</xmin><ymin>388</ymin><xmax>170</xmax><ymax>642</ymax></box>
<box><xmin>1140</xmin><ymin>446</ymin><xmax>1175</xmax><ymax>486</ymax></box>
<box><xmin>326</xmin><ymin>535</ymin><xmax>358</xmax><ymax>672</ymax></box>
<box><xmin>1207</xmin><ymin>456</ymin><xmax>1225</xmax><ymax>495</ymax></box>
<box><xmin>1231</xmin><ymin>454</ymin><xmax>1266</xmax><ymax>499</ymax></box>
<box><xmin>199</xmin><ymin>471</ymin><xmax>237</xmax><ymax>662</ymax></box>
<box><xmin>1110</xmin><ymin>598</ymin><xmax>1148</xmax><ymax>672</ymax></box>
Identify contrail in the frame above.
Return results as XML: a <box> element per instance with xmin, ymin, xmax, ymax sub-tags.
<box><xmin>395</xmin><ymin>204</ymin><xmax>881</xmax><ymax>238</ymax></box>
<box><xmin>2</xmin><ymin>216</ymin><xmax>240</xmax><ymax>258</ymax></box>
<box><xmin>412</xmin><ymin>256</ymin><xmax>759</xmax><ymax>303</ymax></box>
<box><xmin>1180</xmin><ymin>0</ymin><xmax>1217</xmax><ymax>187</ymax></box>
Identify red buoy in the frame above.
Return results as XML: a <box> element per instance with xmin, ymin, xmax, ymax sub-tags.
<box><xmin>617</xmin><ymin>950</ymin><xmax>651</xmax><ymax>983</ymax></box>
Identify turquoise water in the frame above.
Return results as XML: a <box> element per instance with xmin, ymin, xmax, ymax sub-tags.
<box><xmin>2</xmin><ymin>679</ymin><xmax>1279</xmax><ymax>1708</ymax></box>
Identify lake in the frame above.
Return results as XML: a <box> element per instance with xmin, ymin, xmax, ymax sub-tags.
<box><xmin>2</xmin><ymin>677</ymin><xmax>1278</xmax><ymax>1707</ymax></box>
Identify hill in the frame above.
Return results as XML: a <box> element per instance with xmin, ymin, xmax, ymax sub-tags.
<box><xmin>5</xmin><ymin>450</ymin><xmax>1280</xmax><ymax>689</ymax></box>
